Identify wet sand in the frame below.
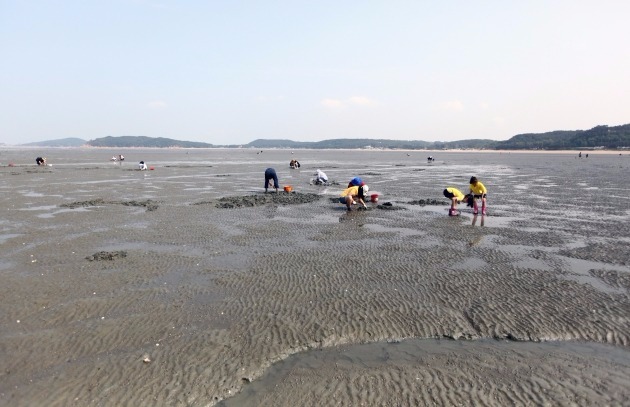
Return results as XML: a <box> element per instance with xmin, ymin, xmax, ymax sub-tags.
<box><xmin>1</xmin><ymin>148</ymin><xmax>629</xmax><ymax>406</ymax></box>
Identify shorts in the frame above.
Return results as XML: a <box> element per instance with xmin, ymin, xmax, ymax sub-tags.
<box><xmin>339</xmin><ymin>197</ymin><xmax>347</xmax><ymax>204</ymax></box>
<box><xmin>473</xmin><ymin>194</ymin><xmax>487</xmax><ymax>199</ymax></box>
<box><xmin>443</xmin><ymin>189</ymin><xmax>455</xmax><ymax>199</ymax></box>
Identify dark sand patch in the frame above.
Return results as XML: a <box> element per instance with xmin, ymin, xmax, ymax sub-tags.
<box><xmin>60</xmin><ymin>199</ymin><xmax>159</xmax><ymax>212</ymax></box>
<box><xmin>193</xmin><ymin>192</ymin><xmax>322</xmax><ymax>208</ymax></box>
<box><xmin>377</xmin><ymin>202</ymin><xmax>405</xmax><ymax>210</ymax></box>
<box><xmin>407</xmin><ymin>198</ymin><xmax>448</xmax><ymax>206</ymax></box>
<box><xmin>86</xmin><ymin>251</ymin><xmax>128</xmax><ymax>261</ymax></box>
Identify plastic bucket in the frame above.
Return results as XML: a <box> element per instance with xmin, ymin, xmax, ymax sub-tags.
<box><xmin>370</xmin><ymin>193</ymin><xmax>379</xmax><ymax>203</ymax></box>
<box><xmin>284</xmin><ymin>186</ymin><xmax>293</xmax><ymax>192</ymax></box>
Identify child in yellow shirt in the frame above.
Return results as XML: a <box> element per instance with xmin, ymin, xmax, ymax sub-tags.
<box><xmin>469</xmin><ymin>176</ymin><xmax>487</xmax><ymax>215</ymax></box>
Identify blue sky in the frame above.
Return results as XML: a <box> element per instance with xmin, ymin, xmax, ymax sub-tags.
<box><xmin>1</xmin><ymin>0</ymin><xmax>629</xmax><ymax>145</ymax></box>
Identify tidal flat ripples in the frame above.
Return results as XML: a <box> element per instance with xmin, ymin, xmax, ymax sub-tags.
<box><xmin>1</xmin><ymin>148</ymin><xmax>629</xmax><ymax>406</ymax></box>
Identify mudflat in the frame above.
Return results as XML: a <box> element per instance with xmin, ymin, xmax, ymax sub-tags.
<box><xmin>1</xmin><ymin>148</ymin><xmax>629</xmax><ymax>406</ymax></box>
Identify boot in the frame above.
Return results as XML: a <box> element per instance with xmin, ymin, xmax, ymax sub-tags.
<box><xmin>473</xmin><ymin>200</ymin><xmax>478</xmax><ymax>215</ymax></box>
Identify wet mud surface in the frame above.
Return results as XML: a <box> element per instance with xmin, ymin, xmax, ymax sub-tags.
<box><xmin>1</xmin><ymin>148</ymin><xmax>629</xmax><ymax>406</ymax></box>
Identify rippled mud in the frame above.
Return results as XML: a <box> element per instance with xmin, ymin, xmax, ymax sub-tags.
<box><xmin>1</xmin><ymin>149</ymin><xmax>629</xmax><ymax>406</ymax></box>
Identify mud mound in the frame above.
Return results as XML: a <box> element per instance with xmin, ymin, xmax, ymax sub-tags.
<box><xmin>377</xmin><ymin>202</ymin><xmax>405</xmax><ymax>210</ymax></box>
<box><xmin>118</xmin><ymin>200</ymin><xmax>159</xmax><ymax>212</ymax></box>
<box><xmin>407</xmin><ymin>198</ymin><xmax>448</xmax><ymax>206</ymax></box>
<box><xmin>60</xmin><ymin>199</ymin><xmax>158</xmax><ymax>212</ymax></box>
<box><xmin>208</xmin><ymin>193</ymin><xmax>322</xmax><ymax>208</ymax></box>
<box><xmin>60</xmin><ymin>199</ymin><xmax>106</xmax><ymax>208</ymax></box>
<box><xmin>86</xmin><ymin>251</ymin><xmax>128</xmax><ymax>261</ymax></box>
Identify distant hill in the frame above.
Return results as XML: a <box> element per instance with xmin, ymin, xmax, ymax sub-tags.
<box><xmin>245</xmin><ymin>124</ymin><xmax>630</xmax><ymax>150</ymax></box>
<box><xmin>494</xmin><ymin>124</ymin><xmax>630</xmax><ymax>150</ymax></box>
<box><xmin>87</xmin><ymin>136</ymin><xmax>214</xmax><ymax>148</ymax></box>
<box><xmin>22</xmin><ymin>137</ymin><xmax>86</xmax><ymax>147</ymax></box>
<box><xmin>15</xmin><ymin>123</ymin><xmax>630</xmax><ymax>150</ymax></box>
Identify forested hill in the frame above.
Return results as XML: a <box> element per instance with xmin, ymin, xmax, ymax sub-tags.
<box><xmin>87</xmin><ymin>136</ymin><xmax>214</xmax><ymax>148</ymax></box>
<box><xmin>18</xmin><ymin>123</ymin><xmax>630</xmax><ymax>150</ymax></box>
<box><xmin>244</xmin><ymin>124</ymin><xmax>630</xmax><ymax>150</ymax></box>
<box><xmin>496</xmin><ymin>124</ymin><xmax>630</xmax><ymax>150</ymax></box>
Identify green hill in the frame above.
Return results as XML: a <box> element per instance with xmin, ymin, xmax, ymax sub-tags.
<box><xmin>87</xmin><ymin>136</ymin><xmax>214</xmax><ymax>148</ymax></box>
<box><xmin>495</xmin><ymin>124</ymin><xmax>630</xmax><ymax>150</ymax></box>
<box><xmin>22</xmin><ymin>137</ymin><xmax>87</xmax><ymax>147</ymax></box>
<box><xmin>17</xmin><ymin>123</ymin><xmax>630</xmax><ymax>150</ymax></box>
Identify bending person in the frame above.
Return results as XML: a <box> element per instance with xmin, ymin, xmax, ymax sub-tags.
<box><xmin>264</xmin><ymin>168</ymin><xmax>279</xmax><ymax>192</ymax></box>
<box><xmin>469</xmin><ymin>176</ymin><xmax>488</xmax><ymax>215</ymax></box>
<box><xmin>339</xmin><ymin>184</ymin><xmax>369</xmax><ymax>211</ymax></box>
<box><xmin>314</xmin><ymin>169</ymin><xmax>328</xmax><ymax>185</ymax></box>
<box><xmin>443</xmin><ymin>187</ymin><xmax>470</xmax><ymax>216</ymax></box>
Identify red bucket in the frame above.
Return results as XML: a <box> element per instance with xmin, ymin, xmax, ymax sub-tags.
<box><xmin>370</xmin><ymin>193</ymin><xmax>379</xmax><ymax>203</ymax></box>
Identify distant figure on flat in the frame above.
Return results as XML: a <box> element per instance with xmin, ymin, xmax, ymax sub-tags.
<box><xmin>111</xmin><ymin>156</ymin><xmax>118</xmax><ymax>162</ymax></box>
<box><xmin>119</xmin><ymin>154</ymin><xmax>125</xmax><ymax>161</ymax></box>
<box><xmin>139</xmin><ymin>161</ymin><xmax>148</xmax><ymax>170</ymax></box>
<box><xmin>289</xmin><ymin>159</ymin><xmax>301</xmax><ymax>169</ymax></box>
<box><xmin>427</xmin><ymin>156</ymin><xmax>435</xmax><ymax>162</ymax></box>
<box><xmin>264</xmin><ymin>168</ymin><xmax>279</xmax><ymax>192</ymax></box>
<box><xmin>35</xmin><ymin>157</ymin><xmax>46</xmax><ymax>166</ymax></box>
<box><xmin>579</xmin><ymin>152</ymin><xmax>582</xmax><ymax>158</ymax></box>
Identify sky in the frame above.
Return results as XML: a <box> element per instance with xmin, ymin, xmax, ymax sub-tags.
<box><xmin>1</xmin><ymin>0</ymin><xmax>629</xmax><ymax>145</ymax></box>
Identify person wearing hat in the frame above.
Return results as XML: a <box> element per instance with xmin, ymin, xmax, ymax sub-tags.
<box><xmin>339</xmin><ymin>184</ymin><xmax>369</xmax><ymax>211</ymax></box>
<box><xmin>264</xmin><ymin>167</ymin><xmax>279</xmax><ymax>192</ymax></box>
<box><xmin>138</xmin><ymin>161</ymin><xmax>148</xmax><ymax>170</ymax></box>
<box><xmin>347</xmin><ymin>176</ymin><xmax>365</xmax><ymax>188</ymax></box>
<box><xmin>469</xmin><ymin>176</ymin><xmax>488</xmax><ymax>215</ymax></box>
<box><xmin>443</xmin><ymin>187</ymin><xmax>471</xmax><ymax>216</ymax></box>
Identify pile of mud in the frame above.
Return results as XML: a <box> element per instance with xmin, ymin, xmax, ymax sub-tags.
<box><xmin>85</xmin><ymin>251</ymin><xmax>128</xmax><ymax>261</ymax></box>
<box><xmin>194</xmin><ymin>192</ymin><xmax>323</xmax><ymax>208</ymax></box>
<box><xmin>60</xmin><ymin>199</ymin><xmax>159</xmax><ymax>212</ymax></box>
<box><xmin>407</xmin><ymin>198</ymin><xmax>448</xmax><ymax>206</ymax></box>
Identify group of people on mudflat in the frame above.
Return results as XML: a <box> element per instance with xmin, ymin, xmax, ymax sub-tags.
<box><xmin>265</xmin><ymin>164</ymin><xmax>488</xmax><ymax>215</ymax></box>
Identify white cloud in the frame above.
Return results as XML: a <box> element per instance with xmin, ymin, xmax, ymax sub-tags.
<box><xmin>147</xmin><ymin>100</ymin><xmax>167</xmax><ymax>109</ymax></box>
<box><xmin>437</xmin><ymin>100</ymin><xmax>464</xmax><ymax>111</ymax></box>
<box><xmin>321</xmin><ymin>98</ymin><xmax>344</xmax><ymax>108</ymax></box>
<box><xmin>321</xmin><ymin>96</ymin><xmax>377</xmax><ymax>109</ymax></box>
<box><xmin>348</xmin><ymin>96</ymin><xmax>377</xmax><ymax>106</ymax></box>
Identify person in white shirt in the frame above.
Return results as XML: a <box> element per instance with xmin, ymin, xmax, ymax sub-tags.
<box><xmin>139</xmin><ymin>161</ymin><xmax>148</xmax><ymax>170</ymax></box>
<box><xmin>314</xmin><ymin>169</ymin><xmax>328</xmax><ymax>185</ymax></box>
